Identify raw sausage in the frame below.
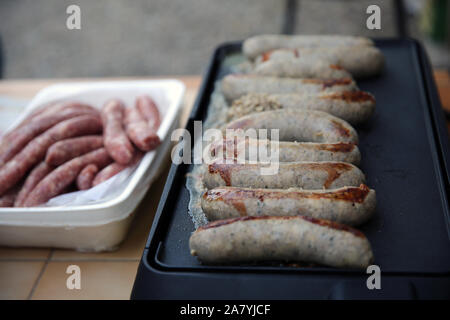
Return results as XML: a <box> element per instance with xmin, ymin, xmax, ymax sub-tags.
<box><xmin>224</xmin><ymin>109</ymin><xmax>359</xmax><ymax>144</ymax></box>
<box><xmin>76</xmin><ymin>164</ymin><xmax>99</xmax><ymax>190</ymax></box>
<box><xmin>0</xmin><ymin>104</ymin><xmax>98</xmax><ymax>166</ymax></box>
<box><xmin>221</xmin><ymin>75</ymin><xmax>358</xmax><ymax>101</ymax></box>
<box><xmin>0</xmin><ymin>187</ymin><xmax>19</xmax><ymax>207</ymax></box>
<box><xmin>201</xmin><ymin>184</ymin><xmax>376</xmax><ymax>226</ymax></box>
<box><xmin>189</xmin><ymin>215</ymin><xmax>374</xmax><ymax>268</ymax></box>
<box><xmin>243</xmin><ymin>34</ymin><xmax>374</xmax><ymax>59</ymax></box>
<box><xmin>0</xmin><ymin>115</ymin><xmax>102</xmax><ymax>196</ymax></box>
<box><xmin>22</xmin><ymin>148</ymin><xmax>112</xmax><ymax>206</ymax></box>
<box><xmin>124</xmin><ymin>105</ymin><xmax>160</xmax><ymax>151</ymax></box>
<box><xmin>101</xmin><ymin>99</ymin><xmax>134</xmax><ymax>164</ymax></box>
<box><xmin>136</xmin><ymin>95</ymin><xmax>161</xmax><ymax>131</ymax></box>
<box><xmin>14</xmin><ymin>161</ymin><xmax>54</xmax><ymax>207</ymax></box>
<box><xmin>228</xmin><ymin>92</ymin><xmax>376</xmax><ymax>125</ymax></box>
<box><xmin>92</xmin><ymin>152</ymin><xmax>143</xmax><ymax>186</ymax></box>
<box><xmin>203</xmin><ymin>161</ymin><xmax>365</xmax><ymax>190</ymax></box>
<box><xmin>45</xmin><ymin>135</ymin><xmax>104</xmax><ymax>166</ymax></box>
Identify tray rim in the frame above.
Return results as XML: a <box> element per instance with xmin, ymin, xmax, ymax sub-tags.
<box><xmin>143</xmin><ymin>38</ymin><xmax>450</xmax><ymax>277</ymax></box>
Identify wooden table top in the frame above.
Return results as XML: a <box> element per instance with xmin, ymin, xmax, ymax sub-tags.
<box><xmin>0</xmin><ymin>71</ymin><xmax>448</xmax><ymax>300</ymax></box>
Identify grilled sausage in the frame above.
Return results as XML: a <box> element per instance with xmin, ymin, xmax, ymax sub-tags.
<box><xmin>189</xmin><ymin>215</ymin><xmax>374</xmax><ymax>268</ymax></box>
<box><xmin>124</xmin><ymin>104</ymin><xmax>160</xmax><ymax>152</ymax></box>
<box><xmin>224</xmin><ymin>109</ymin><xmax>358</xmax><ymax>144</ymax></box>
<box><xmin>201</xmin><ymin>184</ymin><xmax>375</xmax><ymax>226</ymax></box>
<box><xmin>228</xmin><ymin>92</ymin><xmax>375</xmax><ymax>125</ymax></box>
<box><xmin>14</xmin><ymin>161</ymin><xmax>54</xmax><ymax>207</ymax></box>
<box><xmin>22</xmin><ymin>148</ymin><xmax>112</xmax><ymax>206</ymax></box>
<box><xmin>0</xmin><ymin>104</ymin><xmax>98</xmax><ymax>167</ymax></box>
<box><xmin>0</xmin><ymin>115</ymin><xmax>102</xmax><ymax>196</ymax></box>
<box><xmin>207</xmin><ymin>138</ymin><xmax>360</xmax><ymax>165</ymax></box>
<box><xmin>45</xmin><ymin>135</ymin><xmax>104</xmax><ymax>166</ymax></box>
<box><xmin>203</xmin><ymin>161</ymin><xmax>365</xmax><ymax>190</ymax></box>
<box><xmin>101</xmin><ymin>99</ymin><xmax>135</xmax><ymax>164</ymax></box>
<box><xmin>256</xmin><ymin>46</ymin><xmax>384</xmax><ymax>78</ymax></box>
<box><xmin>243</xmin><ymin>34</ymin><xmax>374</xmax><ymax>59</ymax></box>
<box><xmin>76</xmin><ymin>164</ymin><xmax>99</xmax><ymax>190</ymax></box>
<box><xmin>254</xmin><ymin>58</ymin><xmax>352</xmax><ymax>79</ymax></box>
<box><xmin>221</xmin><ymin>74</ymin><xmax>358</xmax><ymax>101</ymax></box>
<box><xmin>136</xmin><ymin>95</ymin><xmax>161</xmax><ymax>131</ymax></box>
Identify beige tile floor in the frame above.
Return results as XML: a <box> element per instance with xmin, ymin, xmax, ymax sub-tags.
<box><xmin>0</xmin><ymin>76</ymin><xmax>200</xmax><ymax>300</ymax></box>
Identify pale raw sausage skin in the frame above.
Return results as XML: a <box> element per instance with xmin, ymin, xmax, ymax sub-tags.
<box><xmin>124</xmin><ymin>105</ymin><xmax>160</xmax><ymax>152</ymax></box>
<box><xmin>0</xmin><ymin>103</ymin><xmax>98</xmax><ymax>167</ymax></box>
<box><xmin>76</xmin><ymin>164</ymin><xmax>99</xmax><ymax>190</ymax></box>
<box><xmin>0</xmin><ymin>115</ymin><xmax>102</xmax><ymax>196</ymax></box>
<box><xmin>101</xmin><ymin>99</ymin><xmax>135</xmax><ymax>165</ymax></box>
<box><xmin>22</xmin><ymin>148</ymin><xmax>112</xmax><ymax>207</ymax></box>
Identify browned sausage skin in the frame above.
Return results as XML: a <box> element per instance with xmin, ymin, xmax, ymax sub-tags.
<box><xmin>201</xmin><ymin>184</ymin><xmax>376</xmax><ymax>226</ymax></box>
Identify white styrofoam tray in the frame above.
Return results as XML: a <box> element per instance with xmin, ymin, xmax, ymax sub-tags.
<box><xmin>0</xmin><ymin>79</ymin><xmax>185</xmax><ymax>251</ymax></box>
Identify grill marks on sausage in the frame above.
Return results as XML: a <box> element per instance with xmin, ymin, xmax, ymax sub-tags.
<box><xmin>302</xmin><ymin>78</ymin><xmax>354</xmax><ymax>89</ymax></box>
<box><xmin>204</xmin><ymin>184</ymin><xmax>370</xmax><ymax>208</ymax></box>
<box><xmin>308</xmin><ymin>142</ymin><xmax>355</xmax><ymax>153</ymax></box>
<box><xmin>300</xmin><ymin>216</ymin><xmax>364</xmax><ymax>238</ymax></box>
<box><xmin>329</xmin><ymin>64</ymin><xmax>344</xmax><ymax>70</ymax></box>
<box><xmin>197</xmin><ymin>215</ymin><xmax>365</xmax><ymax>238</ymax></box>
<box><xmin>208</xmin><ymin>162</ymin><xmax>233</xmax><ymax>187</ymax></box>
<box><xmin>330</xmin><ymin>119</ymin><xmax>351</xmax><ymax>138</ymax></box>
<box><xmin>310</xmin><ymin>162</ymin><xmax>352</xmax><ymax>188</ymax></box>
<box><xmin>207</xmin><ymin>162</ymin><xmax>353</xmax><ymax>189</ymax></box>
<box><xmin>261</xmin><ymin>48</ymin><xmax>299</xmax><ymax>62</ymax></box>
<box><xmin>321</xmin><ymin>91</ymin><xmax>375</xmax><ymax>103</ymax></box>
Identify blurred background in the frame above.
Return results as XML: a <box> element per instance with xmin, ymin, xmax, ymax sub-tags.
<box><xmin>0</xmin><ymin>0</ymin><xmax>448</xmax><ymax>78</ymax></box>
